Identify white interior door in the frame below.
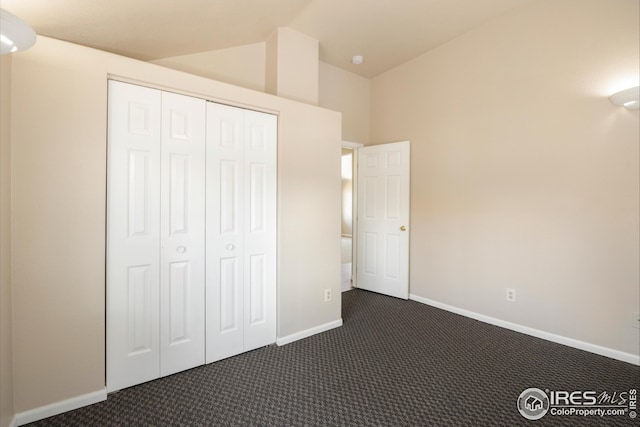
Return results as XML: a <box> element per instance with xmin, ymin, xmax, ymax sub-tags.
<box><xmin>206</xmin><ymin>103</ymin><xmax>277</xmax><ymax>363</ymax></box>
<box><xmin>356</xmin><ymin>141</ymin><xmax>410</xmax><ymax>299</ymax></box>
<box><xmin>107</xmin><ymin>81</ymin><xmax>162</xmax><ymax>392</ymax></box>
<box><xmin>159</xmin><ymin>91</ymin><xmax>206</xmax><ymax>376</ymax></box>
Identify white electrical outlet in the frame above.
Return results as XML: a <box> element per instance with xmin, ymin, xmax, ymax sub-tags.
<box><xmin>633</xmin><ymin>312</ymin><xmax>640</xmax><ymax>329</ymax></box>
<box><xmin>506</xmin><ymin>288</ymin><xmax>516</xmax><ymax>302</ymax></box>
<box><xmin>324</xmin><ymin>288</ymin><xmax>332</xmax><ymax>302</ymax></box>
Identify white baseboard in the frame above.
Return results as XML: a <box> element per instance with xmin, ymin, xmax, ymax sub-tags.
<box><xmin>277</xmin><ymin>319</ymin><xmax>343</xmax><ymax>346</ymax></box>
<box><xmin>409</xmin><ymin>294</ymin><xmax>640</xmax><ymax>366</ymax></box>
<box><xmin>15</xmin><ymin>388</ymin><xmax>107</xmax><ymax>426</ymax></box>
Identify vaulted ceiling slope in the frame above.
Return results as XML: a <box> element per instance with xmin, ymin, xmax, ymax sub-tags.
<box><xmin>2</xmin><ymin>0</ymin><xmax>534</xmax><ymax>78</ymax></box>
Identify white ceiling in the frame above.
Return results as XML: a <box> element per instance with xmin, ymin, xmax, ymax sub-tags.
<box><xmin>2</xmin><ymin>0</ymin><xmax>534</xmax><ymax>78</ymax></box>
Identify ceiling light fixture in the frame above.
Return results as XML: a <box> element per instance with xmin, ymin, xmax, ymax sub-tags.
<box><xmin>0</xmin><ymin>8</ymin><xmax>36</xmax><ymax>55</ymax></box>
<box><xmin>609</xmin><ymin>86</ymin><xmax>640</xmax><ymax>110</ymax></box>
<box><xmin>351</xmin><ymin>55</ymin><xmax>364</xmax><ymax>65</ymax></box>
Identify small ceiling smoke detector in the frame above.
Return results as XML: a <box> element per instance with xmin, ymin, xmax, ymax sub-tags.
<box><xmin>351</xmin><ymin>55</ymin><xmax>364</xmax><ymax>65</ymax></box>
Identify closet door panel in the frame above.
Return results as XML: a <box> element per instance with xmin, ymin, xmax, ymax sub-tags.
<box><xmin>206</xmin><ymin>103</ymin><xmax>245</xmax><ymax>363</ymax></box>
<box><xmin>206</xmin><ymin>103</ymin><xmax>277</xmax><ymax>363</ymax></box>
<box><xmin>243</xmin><ymin>110</ymin><xmax>277</xmax><ymax>351</ymax></box>
<box><xmin>160</xmin><ymin>91</ymin><xmax>206</xmax><ymax>376</ymax></box>
<box><xmin>107</xmin><ymin>81</ymin><xmax>161</xmax><ymax>392</ymax></box>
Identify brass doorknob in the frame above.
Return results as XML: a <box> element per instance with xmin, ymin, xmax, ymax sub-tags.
<box><xmin>400</xmin><ymin>226</ymin><xmax>406</xmax><ymax>231</ymax></box>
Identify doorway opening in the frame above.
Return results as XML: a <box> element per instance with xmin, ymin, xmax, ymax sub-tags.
<box><xmin>341</xmin><ymin>140</ymin><xmax>411</xmax><ymax>299</ymax></box>
<box><xmin>341</xmin><ymin>141</ymin><xmax>363</xmax><ymax>292</ymax></box>
<box><xmin>341</xmin><ymin>147</ymin><xmax>354</xmax><ymax>292</ymax></box>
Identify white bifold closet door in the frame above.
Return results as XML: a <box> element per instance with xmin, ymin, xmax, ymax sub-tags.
<box><xmin>206</xmin><ymin>102</ymin><xmax>277</xmax><ymax>363</ymax></box>
<box><xmin>107</xmin><ymin>81</ymin><xmax>206</xmax><ymax>392</ymax></box>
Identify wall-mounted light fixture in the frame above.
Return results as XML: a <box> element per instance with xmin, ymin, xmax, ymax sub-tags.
<box><xmin>0</xmin><ymin>8</ymin><xmax>36</xmax><ymax>55</ymax></box>
<box><xmin>609</xmin><ymin>86</ymin><xmax>640</xmax><ymax>110</ymax></box>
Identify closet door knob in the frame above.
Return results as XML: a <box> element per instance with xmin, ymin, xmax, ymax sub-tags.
<box><xmin>400</xmin><ymin>226</ymin><xmax>407</xmax><ymax>231</ymax></box>
<box><xmin>177</xmin><ymin>246</ymin><xmax>186</xmax><ymax>253</ymax></box>
<box><xmin>226</xmin><ymin>244</ymin><xmax>235</xmax><ymax>251</ymax></box>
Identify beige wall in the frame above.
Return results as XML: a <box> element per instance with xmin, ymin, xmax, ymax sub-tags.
<box><xmin>148</xmin><ymin>31</ymin><xmax>370</xmax><ymax>144</ymax></box>
<box><xmin>265</xmin><ymin>27</ymin><xmax>319</xmax><ymax>105</ymax></box>
<box><xmin>0</xmin><ymin>54</ymin><xmax>15</xmax><ymax>427</ymax></box>
<box><xmin>10</xmin><ymin>36</ymin><xmax>341</xmax><ymax>412</ymax></box>
<box><xmin>150</xmin><ymin>42</ymin><xmax>266</xmax><ymax>92</ymax></box>
<box><xmin>265</xmin><ymin>30</ymin><xmax>278</xmax><ymax>99</ymax></box>
<box><xmin>319</xmin><ymin>62</ymin><xmax>370</xmax><ymax>144</ymax></box>
<box><xmin>370</xmin><ymin>0</ymin><xmax>639</xmax><ymax>356</ymax></box>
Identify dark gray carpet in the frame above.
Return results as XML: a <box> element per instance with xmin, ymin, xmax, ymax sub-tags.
<box><xmin>28</xmin><ymin>289</ymin><xmax>639</xmax><ymax>426</ymax></box>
